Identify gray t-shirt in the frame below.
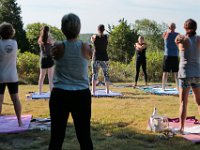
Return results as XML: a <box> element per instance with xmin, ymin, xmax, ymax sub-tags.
<box><xmin>0</xmin><ymin>39</ymin><xmax>18</xmax><ymax>83</ymax></box>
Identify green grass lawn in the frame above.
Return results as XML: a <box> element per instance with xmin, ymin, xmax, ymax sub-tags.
<box><xmin>0</xmin><ymin>84</ymin><xmax>200</xmax><ymax>150</ymax></box>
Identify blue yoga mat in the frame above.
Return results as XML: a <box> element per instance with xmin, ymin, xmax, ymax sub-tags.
<box><xmin>138</xmin><ymin>86</ymin><xmax>192</xmax><ymax>95</ymax></box>
<box><xmin>92</xmin><ymin>89</ymin><xmax>123</xmax><ymax>97</ymax></box>
<box><xmin>139</xmin><ymin>87</ymin><xmax>179</xmax><ymax>95</ymax></box>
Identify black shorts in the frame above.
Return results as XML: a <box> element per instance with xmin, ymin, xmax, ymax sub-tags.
<box><xmin>41</xmin><ymin>56</ymin><xmax>54</xmax><ymax>69</ymax></box>
<box><xmin>163</xmin><ymin>56</ymin><xmax>179</xmax><ymax>72</ymax></box>
<box><xmin>0</xmin><ymin>82</ymin><xmax>19</xmax><ymax>94</ymax></box>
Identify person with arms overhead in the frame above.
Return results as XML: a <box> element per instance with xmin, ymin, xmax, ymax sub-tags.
<box><xmin>38</xmin><ymin>26</ymin><xmax>55</xmax><ymax>94</ymax></box>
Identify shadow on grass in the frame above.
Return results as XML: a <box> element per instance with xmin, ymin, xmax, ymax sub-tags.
<box><xmin>2</xmin><ymin>102</ymin><xmax>13</xmax><ymax>106</ymax></box>
<box><xmin>0</xmin><ymin>121</ymin><xmax>199</xmax><ymax>150</ymax></box>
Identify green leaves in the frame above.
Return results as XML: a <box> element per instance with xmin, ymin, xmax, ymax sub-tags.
<box><xmin>108</xmin><ymin>18</ymin><xmax>139</xmax><ymax>64</ymax></box>
<box><xmin>134</xmin><ymin>19</ymin><xmax>168</xmax><ymax>52</ymax></box>
<box><xmin>26</xmin><ymin>23</ymin><xmax>65</xmax><ymax>54</ymax></box>
<box><xmin>0</xmin><ymin>0</ymin><xmax>29</xmax><ymax>52</ymax></box>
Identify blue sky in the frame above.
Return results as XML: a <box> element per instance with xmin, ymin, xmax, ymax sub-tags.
<box><xmin>17</xmin><ymin>0</ymin><xmax>200</xmax><ymax>34</ymax></box>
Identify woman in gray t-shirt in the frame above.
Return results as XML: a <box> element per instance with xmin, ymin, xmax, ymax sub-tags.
<box><xmin>0</xmin><ymin>22</ymin><xmax>23</xmax><ymax>126</ymax></box>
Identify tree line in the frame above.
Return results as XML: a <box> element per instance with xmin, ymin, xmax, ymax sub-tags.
<box><xmin>0</xmin><ymin>0</ymin><xmax>168</xmax><ymax>64</ymax></box>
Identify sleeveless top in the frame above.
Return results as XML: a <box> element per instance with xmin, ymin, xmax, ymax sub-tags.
<box><xmin>136</xmin><ymin>43</ymin><xmax>146</xmax><ymax>60</ymax></box>
<box><xmin>53</xmin><ymin>40</ymin><xmax>89</xmax><ymax>90</ymax></box>
<box><xmin>40</xmin><ymin>43</ymin><xmax>52</xmax><ymax>58</ymax></box>
<box><xmin>178</xmin><ymin>36</ymin><xmax>200</xmax><ymax>78</ymax></box>
<box><xmin>0</xmin><ymin>39</ymin><xmax>18</xmax><ymax>83</ymax></box>
<box><xmin>93</xmin><ymin>35</ymin><xmax>109</xmax><ymax>61</ymax></box>
<box><xmin>164</xmin><ymin>32</ymin><xmax>179</xmax><ymax>56</ymax></box>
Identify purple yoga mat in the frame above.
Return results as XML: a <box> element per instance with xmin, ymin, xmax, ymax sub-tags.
<box><xmin>169</xmin><ymin>116</ymin><xmax>200</xmax><ymax>143</ymax></box>
<box><xmin>0</xmin><ymin>114</ymin><xmax>32</xmax><ymax>134</ymax></box>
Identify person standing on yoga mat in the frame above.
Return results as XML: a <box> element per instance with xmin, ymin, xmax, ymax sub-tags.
<box><xmin>162</xmin><ymin>23</ymin><xmax>179</xmax><ymax>90</ymax></box>
<box><xmin>0</xmin><ymin>22</ymin><xmax>23</xmax><ymax>127</ymax></box>
<box><xmin>175</xmin><ymin>19</ymin><xmax>200</xmax><ymax>133</ymax></box>
<box><xmin>91</xmin><ymin>24</ymin><xmax>110</xmax><ymax>95</ymax></box>
<box><xmin>38</xmin><ymin>26</ymin><xmax>55</xmax><ymax>94</ymax></box>
<box><xmin>133</xmin><ymin>36</ymin><xmax>148</xmax><ymax>87</ymax></box>
<box><xmin>49</xmin><ymin>13</ymin><xmax>93</xmax><ymax>150</ymax></box>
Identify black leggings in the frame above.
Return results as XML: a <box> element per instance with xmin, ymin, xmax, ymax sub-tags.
<box><xmin>135</xmin><ymin>59</ymin><xmax>147</xmax><ymax>83</ymax></box>
<box><xmin>49</xmin><ymin>88</ymin><xmax>93</xmax><ymax>150</ymax></box>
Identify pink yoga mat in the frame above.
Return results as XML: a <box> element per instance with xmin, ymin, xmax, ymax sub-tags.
<box><xmin>169</xmin><ymin>117</ymin><xmax>200</xmax><ymax>143</ymax></box>
<box><xmin>0</xmin><ymin>114</ymin><xmax>32</xmax><ymax>134</ymax></box>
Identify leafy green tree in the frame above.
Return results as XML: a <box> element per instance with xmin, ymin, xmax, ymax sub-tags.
<box><xmin>107</xmin><ymin>18</ymin><xmax>139</xmax><ymax>64</ymax></box>
<box><xmin>134</xmin><ymin>19</ymin><xmax>167</xmax><ymax>51</ymax></box>
<box><xmin>0</xmin><ymin>0</ymin><xmax>29</xmax><ymax>52</ymax></box>
<box><xmin>26</xmin><ymin>23</ymin><xmax>65</xmax><ymax>54</ymax></box>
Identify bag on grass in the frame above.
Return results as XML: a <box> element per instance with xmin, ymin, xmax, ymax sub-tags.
<box><xmin>148</xmin><ymin>107</ymin><xmax>169</xmax><ymax>132</ymax></box>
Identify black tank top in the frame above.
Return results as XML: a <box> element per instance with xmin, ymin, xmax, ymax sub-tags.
<box><xmin>93</xmin><ymin>35</ymin><xmax>109</xmax><ymax>61</ymax></box>
<box><xmin>136</xmin><ymin>43</ymin><xmax>146</xmax><ymax>60</ymax></box>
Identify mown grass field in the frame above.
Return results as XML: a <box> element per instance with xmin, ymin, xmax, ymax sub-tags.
<box><xmin>0</xmin><ymin>83</ymin><xmax>200</xmax><ymax>150</ymax></box>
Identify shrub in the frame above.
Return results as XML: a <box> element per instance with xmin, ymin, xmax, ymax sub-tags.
<box><xmin>17</xmin><ymin>51</ymin><xmax>40</xmax><ymax>84</ymax></box>
<box><xmin>146</xmin><ymin>51</ymin><xmax>163</xmax><ymax>82</ymax></box>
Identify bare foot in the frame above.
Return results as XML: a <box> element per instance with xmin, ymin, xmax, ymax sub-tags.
<box><xmin>91</xmin><ymin>91</ymin><xmax>95</xmax><ymax>96</ymax></box>
<box><xmin>106</xmin><ymin>89</ymin><xmax>109</xmax><ymax>94</ymax></box>
<box><xmin>132</xmin><ymin>84</ymin><xmax>137</xmax><ymax>88</ymax></box>
<box><xmin>18</xmin><ymin>120</ymin><xmax>23</xmax><ymax>127</ymax></box>
<box><xmin>175</xmin><ymin>128</ymin><xmax>184</xmax><ymax>135</ymax></box>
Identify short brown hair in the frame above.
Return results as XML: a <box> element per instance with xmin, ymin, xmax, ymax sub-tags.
<box><xmin>61</xmin><ymin>13</ymin><xmax>81</xmax><ymax>39</ymax></box>
<box><xmin>0</xmin><ymin>22</ymin><xmax>15</xmax><ymax>39</ymax></box>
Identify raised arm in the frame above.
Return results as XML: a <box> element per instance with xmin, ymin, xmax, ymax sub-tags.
<box><xmin>175</xmin><ymin>34</ymin><xmax>190</xmax><ymax>51</ymax></box>
<box><xmin>162</xmin><ymin>31</ymin><xmax>169</xmax><ymax>39</ymax></box>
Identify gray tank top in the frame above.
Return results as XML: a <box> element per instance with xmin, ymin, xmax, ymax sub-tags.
<box><xmin>178</xmin><ymin>36</ymin><xmax>200</xmax><ymax>78</ymax></box>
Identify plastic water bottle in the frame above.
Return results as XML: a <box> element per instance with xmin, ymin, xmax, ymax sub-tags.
<box><xmin>149</xmin><ymin>107</ymin><xmax>158</xmax><ymax>131</ymax></box>
<box><xmin>152</xmin><ymin>107</ymin><xmax>158</xmax><ymax>116</ymax></box>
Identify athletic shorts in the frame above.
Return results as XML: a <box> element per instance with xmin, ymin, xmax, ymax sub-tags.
<box><xmin>163</xmin><ymin>56</ymin><xmax>179</xmax><ymax>72</ymax></box>
<box><xmin>179</xmin><ymin>77</ymin><xmax>200</xmax><ymax>89</ymax></box>
<box><xmin>0</xmin><ymin>82</ymin><xmax>19</xmax><ymax>94</ymax></box>
<box><xmin>41</xmin><ymin>56</ymin><xmax>54</xmax><ymax>69</ymax></box>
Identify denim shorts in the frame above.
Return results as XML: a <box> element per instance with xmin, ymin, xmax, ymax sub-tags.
<box><xmin>179</xmin><ymin>77</ymin><xmax>200</xmax><ymax>88</ymax></box>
